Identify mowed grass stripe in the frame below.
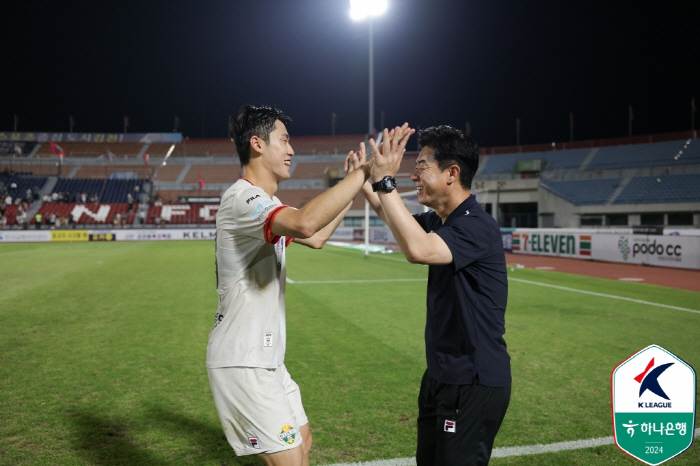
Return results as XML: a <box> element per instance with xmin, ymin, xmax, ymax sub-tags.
<box><xmin>1</xmin><ymin>241</ymin><xmax>699</xmax><ymax>465</ymax></box>
<box><xmin>510</xmin><ymin>277</ymin><xmax>700</xmax><ymax>314</ymax></box>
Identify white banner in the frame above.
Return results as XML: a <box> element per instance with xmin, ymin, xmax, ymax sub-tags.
<box><xmin>115</xmin><ymin>229</ymin><xmax>216</xmax><ymax>241</ymax></box>
<box><xmin>509</xmin><ymin>228</ymin><xmax>700</xmax><ymax>270</ymax></box>
<box><xmin>0</xmin><ymin>230</ymin><xmax>52</xmax><ymax>242</ymax></box>
<box><xmin>592</xmin><ymin>234</ymin><xmax>700</xmax><ymax>269</ymax></box>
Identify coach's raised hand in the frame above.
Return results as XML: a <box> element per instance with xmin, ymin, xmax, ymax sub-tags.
<box><xmin>369</xmin><ymin>123</ymin><xmax>415</xmax><ymax>182</ymax></box>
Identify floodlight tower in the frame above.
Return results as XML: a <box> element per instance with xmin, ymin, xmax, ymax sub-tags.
<box><xmin>350</xmin><ymin>0</ymin><xmax>389</xmax><ymax>136</ymax></box>
<box><xmin>350</xmin><ymin>0</ymin><xmax>389</xmax><ymax>255</ymax></box>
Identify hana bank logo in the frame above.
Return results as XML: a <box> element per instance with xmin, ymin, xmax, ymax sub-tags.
<box><xmin>612</xmin><ymin>345</ymin><xmax>696</xmax><ymax>465</ymax></box>
<box><xmin>635</xmin><ymin>358</ymin><xmax>674</xmax><ymax>407</ymax></box>
<box><xmin>618</xmin><ymin>236</ymin><xmax>631</xmax><ymax>260</ymax></box>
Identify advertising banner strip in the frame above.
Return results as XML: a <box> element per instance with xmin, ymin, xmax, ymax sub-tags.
<box><xmin>51</xmin><ymin>230</ymin><xmax>89</xmax><ymax>242</ymax></box>
<box><xmin>0</xmin><ymin>131</ymin><xmax>182</xmax><ymax>143</ymax></box>
<box><xmin>509</xmin><ymin>229</ymin><xmax>700</xmax><ymax>270</ymax></box>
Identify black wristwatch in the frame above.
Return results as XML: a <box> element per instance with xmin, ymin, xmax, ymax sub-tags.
<box><xmin>371</xmin><ymin>176</ymin><xmax>397</xmax><ymax>193</ymax></box>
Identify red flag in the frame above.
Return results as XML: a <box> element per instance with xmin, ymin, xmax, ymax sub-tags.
<box><xmin>143</xmin><ymin>152</ymin><xmax>149</xmax><ymax>167</ymax></box>
<box><xmin>198</xmin><ymin>173</ymin><xmax>205</xmax><ymax>190</ymax></box>
<box><xmin>50</xmin><ymin>141</ymin><xmax>65</xmax><ymax>156</ymax></box>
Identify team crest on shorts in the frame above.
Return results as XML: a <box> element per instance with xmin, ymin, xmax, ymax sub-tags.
<box><xmin>247</xmin><ymin>436</ymin><xmax>260</xmax><ymax>449</ymax></box>
<box><xmin>279</xmin><ymin>424</ymin><xmax>298</xmax><ymax>444</ymax></box>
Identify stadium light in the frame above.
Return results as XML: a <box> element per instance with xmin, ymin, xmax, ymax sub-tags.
<box><xmin>350</xmin><ymin>0</ymin><xmax>389</xmax><ymax>136</ymax></box>
<box><xmin>349</xmin><ymin>0</ymin><xmax>389</xmax><ymax>21</ymax></box>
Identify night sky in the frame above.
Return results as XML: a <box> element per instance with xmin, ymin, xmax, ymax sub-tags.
<box><xmin>4</xmin><ymin>0</ymin><xmax>699</xmax><ymax>147</ymax></box>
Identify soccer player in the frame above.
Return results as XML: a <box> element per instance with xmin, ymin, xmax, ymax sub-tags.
<box><xmin>207</xmin><ymin>104</ymin><xmax>413</xmax><ymax>466</ymax></box>
<box><xmin>348</xmin><ymin>125</ymin><xmax>511</xmax><ymax>466</ymax></box>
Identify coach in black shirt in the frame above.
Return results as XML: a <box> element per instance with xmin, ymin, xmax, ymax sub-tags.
<box><xmin>348</xmin><ymin>124</ymin><xmax>510</xmax><ymax>466</ymax></box>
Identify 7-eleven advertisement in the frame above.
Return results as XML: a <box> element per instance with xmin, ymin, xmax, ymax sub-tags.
<box><xmin>508</xmin><ymin>229</ymin><xmax>700</xmax><ymax>270</ymax></box>
<box><xmin>511</xmin><ymin>230</ymin><xmax>591</xmax><ymax>257</ymax></box>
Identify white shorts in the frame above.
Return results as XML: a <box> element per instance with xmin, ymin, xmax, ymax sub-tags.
<box><xmin>208</xmin><ymin>364</ymin><xmax>309</xmax><ymax>456</ymax></box>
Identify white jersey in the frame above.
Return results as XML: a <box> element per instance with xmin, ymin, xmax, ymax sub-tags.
<box><xmin>206</xmin><ymin>179</ymin><xmax>293</xmax><ymax>369</ymax></box>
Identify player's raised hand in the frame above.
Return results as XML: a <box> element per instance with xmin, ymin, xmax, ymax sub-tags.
<box><xmin>369</xmin><ymin>123</ymin><xmax>415</xmax><ymax>182</ymax></box>
<box><xmin>344</xmin><ymin>142</ymin><xmax>367</xmax><ymax>175</ymax></box>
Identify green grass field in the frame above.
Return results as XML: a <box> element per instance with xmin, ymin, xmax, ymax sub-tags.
<box><xmin>1</xmin><ymin>240</ymin><xmax>698</xmax><ymax>466</ymax></box>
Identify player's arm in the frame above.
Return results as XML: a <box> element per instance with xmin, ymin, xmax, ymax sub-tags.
<box><xmin>345</xmin><ymin>143</ymin><xmax>387</xmax><ymax>224</ymax></box>
<box><xmin>293</xmin><ymin>142</ymin><xmax>379</xmax><ymax>248</ymax></box>
<box><xmin>292</xmin><ymin>201</ymin><xmax>352</xmax><ymax>249</ymax></box>
<box><xmin>369</xmin><ymin>125</ymin><xmax>452</xmax><ymax>265</ymax></box>
<box><xmin>270</xmin><ymin>156</ymin><xmax>371</xmax><ymax>239</ymax></box>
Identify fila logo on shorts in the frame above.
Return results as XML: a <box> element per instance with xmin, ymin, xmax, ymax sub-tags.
<box><xmin>444</xmin><ymin>420</ymin><xmax>456</xmax><ymax>433</ymax></box>
<box><xmin>248</xmin><ymin>436</ymin><xmax>260</xmax><ymax>449</ymax></box>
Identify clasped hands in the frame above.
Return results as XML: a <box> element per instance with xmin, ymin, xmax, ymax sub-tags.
<box><xmin>344</xmin><ymin>123</ymin><xmax>415</xmax><ymax>183</ymax></box>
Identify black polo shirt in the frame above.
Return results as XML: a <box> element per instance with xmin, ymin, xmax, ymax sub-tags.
<box><xmin>413</xmin><ymin>194</ymin><xmax>511</xmax><ymax>387</ymax></box>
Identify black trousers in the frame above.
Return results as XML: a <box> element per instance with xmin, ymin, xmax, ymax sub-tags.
<box><xmin>417</xmin><ymin>371</ymin><xmax>511</xmax><ymax>466</ymax></box>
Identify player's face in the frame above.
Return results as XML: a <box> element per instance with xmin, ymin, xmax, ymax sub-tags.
<box><xmin>261</xmin><ymin>120</ymin><xmax>294</xmax><ymax>182</ymax></box>
<box><xmin>411</xmin><ymin>146</ymin><xmax>447</xmax><ymax>208</ymax></box>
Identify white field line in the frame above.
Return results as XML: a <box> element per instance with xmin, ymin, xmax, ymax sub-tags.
<box><xmin>294</xmin><ymin>273</ymin><xmax>700</xmax><ymax>462</ymax></box>
<box><xmin>288</xmin><ymin>278</ymin><xmax>425</xmax><ymax>285</ymax></box>
<box><xmin>321</xmin><ymin>429</ymin><xmax>700</xmax><ymax>466</ymax></box>
<box><xmin>509</xmin><ymin>277</ymin><xmax>700</xmax><ymax>314</ymax></box>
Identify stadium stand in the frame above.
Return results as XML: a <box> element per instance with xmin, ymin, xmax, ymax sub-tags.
<box><xmin>152</xmin><ymin>164</ymin><xmax>186</xmax><ymax>182</ymax></box>
<box><xmin>291</xmin><ymin>161</ymin><xmax>344</xmax><ymax>179</ymax></box>
<box><xmin>613</xmin><ymin>173</ymin><xmax>700</xmax><ymax>204</ymax></box>
<box><xmin>33</xmin><ymin>142</ymin><xmax>144</xmax><ymax>158</ymax></box>
<box><xmin>479</xmin><ymin>148</ymin><xmax>591</xmax><ymax>174</ymax></box>
<box><xmin>100</xmin><ymin>179</ymin><xmax>145</xmax><ymax>203</ymax></box>
<box><xmin>585</xmin><ymin>140</ymin><xmax>700</xmax><ymax>170</ymax></box>
<box><xmin>50</xmin><ymin>178</ymin><xmax>145</xmax><ymax>203</ymax></box>
<box><xmin>74</xmin><ymin>164</ymin><xmax>152</xmax><ymax>180</ymax></box>
<box><xmin>146</xmin><ymin>203</ymin><xmax>217</xmax><ymax>225</ymax></box>
<box><xmin>276</xmin><ymin>189</ymin><xmax>327</xmax><ymax>208</ymax></box>
<box><xmin>540</xmin><ymin>178</ymin><xmax>623</xmax><ymax>205</ymax></box>
<box><xmin>153</xmin><ymin>190</ymin><xmax>221</xmax><ymax>203</ymax></box>
<box><xmin>148</xmin><ymin>140</ymin><xmax>234</xmax><ymax>157</ymax></box>
<box><xmin>2</xmin><ymin>130</ymin><xmax>698</xmax><ymax>230</ymax></box>
<box><xmin>32</xmin><ymin>203</ymin><xmax>136</xmax><ymax>226</ymax></box>
<box><xmin>0</xmin><ymin>173</ymin><xmax>48</xmax><ymax>199</ymax></box>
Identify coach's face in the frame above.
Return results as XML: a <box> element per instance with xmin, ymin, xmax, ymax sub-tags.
<box><xmin>261</xmin><ymin>120</ymin><xmax>294</xmax><ymax>182</ymax></box>
<box><xmin>412</xmin><ymin>146</ymin><xmax>448</xmax><ymax>208</ymax></box>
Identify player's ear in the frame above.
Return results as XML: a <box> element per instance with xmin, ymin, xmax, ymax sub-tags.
<box><xmin>250</xmin><ymin>135</ymin><xmax>265</xmax><ymax>155</ymax></box>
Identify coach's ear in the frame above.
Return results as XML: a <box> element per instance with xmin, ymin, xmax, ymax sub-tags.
<box><xmin>446</xmin><ymin>164</ymin><xmax>460</xmax><ymax>186</ymax></box>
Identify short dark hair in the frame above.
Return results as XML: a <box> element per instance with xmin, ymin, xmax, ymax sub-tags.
<box><xmin>229</xmin><ymin>105</ymin><xmax>292</xmax><ymax>166</ymax></box>
<box><xmin>418</xmin><ymin>125</ymin><xmax>479</xmax><ymax>189</ymax></box>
